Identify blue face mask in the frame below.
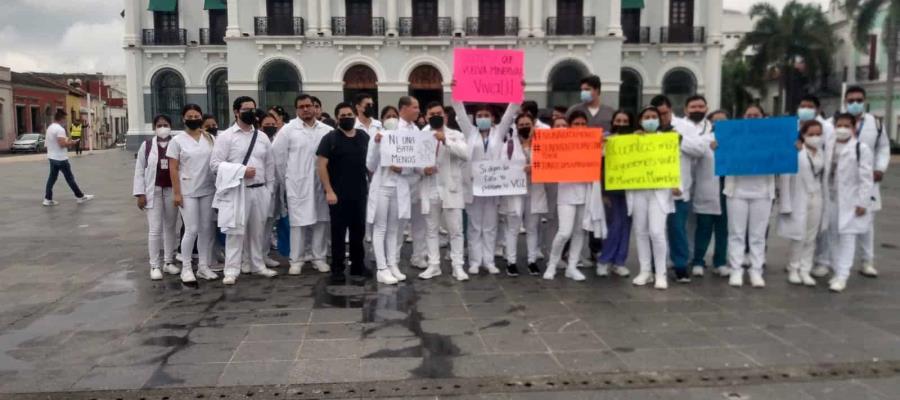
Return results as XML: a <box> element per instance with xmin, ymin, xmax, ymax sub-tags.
<box><xmin>847</xmin><ymin>101</ymin><xmax>865</xmax><ymax>116</ymax></box>
<box><xmin>641</xmin><ymin>119</ymin><xmax>660</xmax><ymax>132</ymax></box>
<box><xmin>797</xmin><ymin>107</ymin><xmax>816</xmax><ymax>122</ymax></box>
<box><xmin>476</xmin><ymin>117</ymin><xmax>492</xmax><ymax>131</ymax></box>
<box><xmin>580</xmin><ymin>90</ymin><xmax>593</xmax><ymax>103</ymax></box>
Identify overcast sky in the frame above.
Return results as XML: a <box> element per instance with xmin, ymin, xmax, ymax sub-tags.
<box><xmin>0</xmin><ymin>0</ymin><xmax>831</xmax><ymax>76</ymax></box>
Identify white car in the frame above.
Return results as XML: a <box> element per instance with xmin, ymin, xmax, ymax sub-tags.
<box><xmin>11</xmin><ymin>133</ymin><xmax>46</xmax><ymax>153</ymax></box>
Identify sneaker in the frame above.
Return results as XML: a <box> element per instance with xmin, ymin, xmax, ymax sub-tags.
<box><xmin>223</xmin><ymin>276</ymin><xmax>236</xmax><ymax>285</ymax></box>
<box><xmin>614</xmin><ymin>266</ymin><xmax>630</xmax><ymax>277</ymax></box>
<box><xmin>196</xmin><ymin>267</ymin><xmax>219</xmax><ymax>281</ymax></box>
<box><xmin>388</xmin><ymin>265</ymin><xmax>406</xmax><ymax>281</ymax></box>
<box><xmin>800</xmin><ymin>271</ymin><xmax>816</xmax><ymax>286</ymax></box>
<box><xmin>674</xmin><ymin>269</ymin><xmax>691</xmax><ymax>284</ymax></box>
<box><xmin>253</xmin><ymin>267</ymin><xmax>278</xmax><ymax>278</ymax></box>
<box><xmin>729</xmin><ymin>269</ymin><xmax>744</xmax><ymax>287</ymax></box>
<box><xmin>654</xmin><ymin>275</ymin><xmax>668</xmax><ymax>290</ymax></box>
<box><xmin>452</xmin><ymin>266</ymin><xmax>469</xmax><ymax>281</ymax></box>
<box><xmin>264</xmin><ymin>256</ymin><xmax>280</xmax><ymax>268</ymax></box>
<box><xmin>692</xmin><ymin>266</ymin><xmax>705</xmax><ymax>277</ymax></box>
<box><xmin>506</xmin><ymin>263</ymin><xmax>520</xmax><ymax>277</ymax></box>
<box><xmin>485</xmin><ymin>264</ymin><xmax>500</xmax><ymax>275</ymax></box>
<box><xmin>595</xmin><ymin>263</ymin><xmax>610</xmax><ymax>277</ymax></box>
<box><xmin>410</xmin><ymin>257</ymin><xmax>428</xmax><ymax>270</ymax></box>
<box><xmin>209</xmin><ymin>264</ymin><xmax>224</xmax><ymax>273</ymax></box>
<box><xmin>859</xmin><ymin>263</ymin><xmax>878</xmax><ymax>278</ymax></box>
<box><xmin>150</xmin><ymin>267</ymin><xmax>163</xmax><ymax>281</ymax></box>
<box><xmin>241</xmin><ymin>264</ymin><xmax>250</xmax><ymax>274</ymax></box>
<box><xmin>468</xmin><ymin>265</ymin><xmax>480</xmax><ymax>275</ymax></box>
<box><xmin>749</xmin><ymin>271</ymin><xmax>766</xmax><ymax>288</ymax></box>
<box><xmin>288</xmin><ymin>262</ymin><xmax>302</xmax><ymax>276</ymax></box>
<box><xmin>76</xmin><ymin>194</ymin><xmax>95</xmax><ymax>204</ymax></box>
<box><xmin>377</xmin><ymin>268</ymin><xmax>399</xmax><ymax>285</ymax></box>
<box><xmin>829</xmin><ymin>277</ymin><xmax>847</xmax><ymax>292</ymax></box>
<box><xmin>313</xmin><ymin>260</ymin><xmax>331</xmax><ymax>273</ymax></box>
<box><xmin>715</xmin><ymin>266</ymin><xmax>730</xmax><ymax>277</ymax></box>
<box><xmin>419</xmin><ymin>265</ymin><xmax>442</xmax><ymax>280</ymax></box>
<box><xmin>565</xmin><ymin>267</ymin><xmax>586</xmax><ymax>282</ymax></box>
<box><xmin>42</xmin><ymin>199</ymin><xmax>59</xmax><ymax>207</ymax></box>
<box><xmin>811</xmin><ymin>265</ymin><xmax>830</xmax><ymax>277</ymax></box>
<box><xmin>163</xmin><ymin>263</ymin><xmax>181</xmax><ymax>275</ymax></box>
<box><xmin>180</xmin><ymin>267</ymin><xmax>196</xmax><ymax>283</ymax></box>
<box><xmin>632</xmin><ymin>271</ymin><xmax>653</xmax><ymax>286</ymax></box>
<box><xmin>527</xmin><ymin>262</ymin><xmax>541</xmax><ymax>276</ymax></box>
<box><xmin>542</xmin><ymin>266</ymin><xmax>557</xmax><ymax>280</ymax></box>
<box><xmin>787</xmin><ymin>268</ymin><xmax>801</xmax><ymax>285</ymax></box>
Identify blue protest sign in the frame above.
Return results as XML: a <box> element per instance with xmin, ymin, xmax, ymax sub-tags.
<box><xmin>714</xmin><ymin>117</ymin><xmax>799</xmax><ymax>176</ymax></box>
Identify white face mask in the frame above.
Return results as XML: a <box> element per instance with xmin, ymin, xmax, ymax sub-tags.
<box><xmin>834</xmin><ymin>127</ymin><xmax>853</xmax><ymax>141</ymax></box>
<box><xmin>156</xmin><ymin>127</ymin><xmax>171</xmax><ymax>139</ymax></box>
<box><xmin>804</xmin><ymin>135</ymin><xmax>823</xmax><ymax>149</ymax></box>
<box><xmin>383</xmin><ymin>118</ymin><xmax>399</xmax><ymax>131</ymax></box>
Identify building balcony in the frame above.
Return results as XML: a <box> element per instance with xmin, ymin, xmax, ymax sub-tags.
<box><xmin>199</xmin><ymin>28</ymin><xmax>226</xmax><ymax>45</ymax></box>
<box><xmin>660</xmin><ymin>26</ymin><xmax>705</xmax><ymax>44</ymax></box>
<box><xmin>399</xmin><ymin>17</ymin><xmax>453</xmax><ymax>37</ymax></box>
<box><xmin>465</xmin><ymin>17</ymin><xmax>518</xmax><ymax>36</ymax></box>
<box><xmin>623</xmin><ymin>26</ymin><xmax>650</xmax><ymax>44</ymax></box>
<box><xmin>331</xmin><ymin>17</ymin><xmax>386</xmax><ymax>36</ymax></box>
<box><xmin>142</xmin><ymin>29</ymin><xmax>186</xmax><ymax>46</ymax></box>
<box><xmin>546</xmin><ymin>17</ymin><xmax>595</xmax><ymax>36</ymax></box>
<box><xmin>856</xmin><ymin>65</ymin><xmax>879</xmax><ymax>81</ymax></box>
<box><xmin>254</xmin><ymin>16</ymin><xmax>305</xmax><ymax>36</ymax></box>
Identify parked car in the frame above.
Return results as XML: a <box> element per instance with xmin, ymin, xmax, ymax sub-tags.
<box><xmin>11</xmin><ymin>133</ymin><xmax>46</xmax><ymax>153</ymax></box>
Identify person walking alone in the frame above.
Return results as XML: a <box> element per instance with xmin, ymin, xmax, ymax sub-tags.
<box><xmin>43</xmin><ymin>110</ymin><xmax>93</xmax><ymax>207</ymax></box>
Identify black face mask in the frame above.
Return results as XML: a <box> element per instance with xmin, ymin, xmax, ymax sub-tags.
<box><xmin>428</xmin><ymin>115</ymin><xmax>445</xmax><ymax>130</ymax></box>
<box><xmin>363</xmin><ymin>105</ymin><xmax>376</xmax><ymax>118</ymax></box>
<box><xmin>338</xmin><ymin>117</ymin><xmax>356</xmax><ymax>131</ymax></box>
<box><xmin>518</xmin><ymin>126</ymin><xmax>532</xmax><ymax>139</ymax></box>
<box><xmin>262</xmin><ymin>126</ymin><xmax>278</xmax><ymax>138</ymax></box>
<box><xmin>688</xmin><ymin>112</ymin><xmax>706</xmax><ymax>123</ymax></box>
<box><xmin>610</xmin><ymin>125</ymin><xmax>632</xmax><ymax>134</ymax></box>
<box><xmin>184</xmin><ymin>119</ymin><xmax>203</xmax><ymax>130</ymax></box>
<box><xmin>206</xmin><ymin>127</ymin><xmax>218</xmax><ymax>136</ymax></box>
<box><xmin>239</xmin><ymin>110</ymin><xmax>257</xmax><ymax>126</ymax></box>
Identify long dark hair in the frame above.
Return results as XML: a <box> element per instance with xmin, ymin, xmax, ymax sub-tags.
<box><xmin>610</xmin><ymin>109</ymin><xmax>635</xmax><ymax>134</ymax></box>
<box><xmin>180</xmin><ymin>104</ymin><xmax>213</xmax><ymax>144</ymax></box>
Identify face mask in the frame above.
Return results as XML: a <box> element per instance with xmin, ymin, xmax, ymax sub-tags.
<box><xmin>518</xmin><ymin>126</ymin><xmax>532</xmax><ymax>139</ymax></box>
<box><xmin>338</xmin><ymin>117</ymin><xmax>356</xmax><ymax>131</ymax></box>
<box><xmin>184</xmin><ymin>119</ymin><xmax>203</xmax><ymax>130</ymax></box>
<box><xmin>363</xmin><ymin>105</ymin><xmax>375</xmax><ymax>118</ymax></box>
<box><xmin>834</xmin><ymin>127</ymin><xmax>853</xmax><ymax>141</ymax></box>
<box><xmin>803</xmin><ymin>135</ymin><xmax>823</xmax><ymax>149</ymax></box>
<box><xmin>688</xmin><ymin>112</ymin><xmax>706</xmax><ymax>123</ymax></box>
<box><xmin>383</xmin><ymin>118</ymin><xmax>399</xmax><ymax>130</ymax></box>
<box><xmin>640</xmin><ymin>119</ymin><xmax>660</xmax><ymax>132</ymax></box>
<box><xmin>611</xmin><ymin>125</ymin><xmax>631</xmax><ymax>134</ymax></box>
<box><xmin>155</xmin><ymin>127</ymin><xmax>171</xmax><ymax>139</ymax></box>
<box><xmin>428</xmin><ymin>115</ymin><xmax>445</xmax><ymax>130</ymax></box>
<box><xmin>239</xmin><ymin>110</ymin><xmax>257</xmax><ymax>125</ymax></box>
<box><xmin>262</xmin><ymin>126</ymin><xmax>278</xmax><ymax>138</ymax></box>
<box><xmin>847</xmin><ymin>101</ymin><xmax>865</xmax><ymax>116</ymax></box>
<box><xmin>476</xmin><ymin>117</ymin><xmax>493</xmax><ymax>131</ymax></box>
<box><xmin>580</xmin><ymin>90</ymin><xmax>593</xmax><ymax>103</ymax></box>
<box><xmin>206</xmin><ymin>127</ymin><xmax>218</xmax><ymax>136</ymax></box>
<box><xmin>797</xmin><ymin>107</ymin><xmax>816</xmax><ymax>122</ymax></box>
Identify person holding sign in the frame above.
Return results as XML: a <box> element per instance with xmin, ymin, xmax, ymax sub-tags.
<box><xmin>626</xmin><ymin>107</ymin><xmax>677</xmax><ymax>290</ymax></box>
<box><xmin>691</xmin><ymin>110</ymin><xmax>731</xmax><ymax>278</ymax></box>
<box><xmin>595</xmin><ymin>110</ymin><xmax>636</xmax><ymax>278</ymax></box>
<box><xmin>416</xmin><ymin>102</ymin><xmax>470</xmax><ymax>281</ymax></box>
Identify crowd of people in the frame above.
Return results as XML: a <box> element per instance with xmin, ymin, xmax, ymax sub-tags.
<box><xmin>128</xmin><ymin>75</ymin><xmax>889</xmax><ymax>293</ymax></box>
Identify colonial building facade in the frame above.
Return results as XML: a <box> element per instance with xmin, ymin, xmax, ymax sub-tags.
<box><xmin>124</xmin><ymin>0</ymin><xmax>723</xmax><ymax>149</ymax></box>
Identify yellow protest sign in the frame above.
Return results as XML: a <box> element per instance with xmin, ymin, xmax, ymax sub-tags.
<box><xmin>604</xmin><ymin>133</ymin><xmax>681</xmax><ymax>190</ymax></box>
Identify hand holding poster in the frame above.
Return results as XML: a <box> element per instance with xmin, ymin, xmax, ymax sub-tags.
<box><xmin>531</xmin><ymin>128</ymin><xmax>603</xmax><ymax>183</ymax></box>
<box><xmin>452</xmin><ymin>48</ymin><xmax>524</xmax><ymax>104</ymax></box>
<box><xmin>379</xmin><ymin>130</ymin><xmax>437</xmax><ymax>168</ymax></box>
<box><xmin>473</xmin><ymin>160</ymin><xmax>528</xmax><ymax>197</ymax></box>
<box><xmin>604</xmin><ymin>133</ymin><xmax>681</xmax><ymax>190</ymax></box>
<box><xmin>714</xmin><ymin>117</ymin><xmax>799</xmax><ymax>176</ymax></box>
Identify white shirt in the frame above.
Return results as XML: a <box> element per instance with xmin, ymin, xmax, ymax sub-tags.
<box><xmin>210</xmin><ymin>123</ymin><xmax>275</xmax><ymax>187</ymax></box>
<box><xmin>167</xmin><ymin>132</ymin><xmax>216</xmax><ymax>198</ymax></box>
<box><xmin>45</xmin><ymin>123</ymin><xmax>68</xmax><ymax>161</ymax></box>
<box><xmin>355</xmin><ymin>117</ymin><xmax>382</xmax><ymax>137</ymax></box>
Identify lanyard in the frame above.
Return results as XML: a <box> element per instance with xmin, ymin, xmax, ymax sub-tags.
<box><xmin>806</xmin><ymin>150</ymin><xmax>823</xmax><ymax>180</ymax></box>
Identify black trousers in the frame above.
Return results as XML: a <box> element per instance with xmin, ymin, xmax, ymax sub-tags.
<box><xmin>329</xmin><ymin>196</ymin><xmax>367</xmax><ymax>276</ymax></box>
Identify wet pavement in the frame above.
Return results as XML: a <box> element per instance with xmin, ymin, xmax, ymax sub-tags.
<box><xmin>1</xmin><ymin>150</ymin><xmax>900</xmax><ymax>398</ymax></box>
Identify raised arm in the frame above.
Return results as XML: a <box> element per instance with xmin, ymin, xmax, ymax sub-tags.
<box><xmin>452</xmin><ymin>100</ymin><xmax>477</xmax><ymax>140</ymax></box>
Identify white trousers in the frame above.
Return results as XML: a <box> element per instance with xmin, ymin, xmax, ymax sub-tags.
<box><xmin>548</xmin><ymin>204</ymin><xmax>586</xmax><ymax>270</ymax></box>
<box><xmin>505</xmin><ymin>205</ymin><xmax>542</xmax><ymax>264</ymax></box>
<box><xmin>290</xmin><ymin>222</ymin><xmax>327</xmax><ymax>264</ymax></box>
<box><xmin>424</xmin><ymin>199</ymin><xmax>465</xmax><ymax>268</ymax></box>
<box><xmin>858</xmin><ymin>214</ymin><xmax>875</xmax><ymax>264</ymax></box>
<box><xmin>180</xmin><ymin>194</ymin><xmax>215</xmax><ymax>269</ymax></box>
<box><xmin>410</xmin><ymin>201</ymin><xmax>428</xmax><ymax>262</ymax></box>
<box><xmin>224</xmin><ymin>186</ymin><xmax>271</xmax><ymax>278</ymax></box>
<box><xmin>827</xmin><ymin>203</ymin><xmax>859</xmax><ymax>279</ymax></box>
<box><xmin>631</xmin><ymin>191</ymin><xmax>668</xmax><ymax>275</ymax></box>
<box><xmin>788</xmin><ymin>191</ymin><xmax>823</xmax><ymax>274</ymax></box>
<box><xmin>373</xmin><ymin>188</ymin><xmax>402</xmax><ymax>270</ymax></box>
<box><xmin>813</xmin><ymin>230</ymin><xmax>831</xmax><ymax>268</ymax></box>
<box><xmin>147</xmin><ymin>186</ymin><xmax>178</xmax><ymax>268</ymax></box>
<box><xmin>727</xmin><ymin>197</ymin><xmax>772</xmax><ymax>273</ymax></box>
<box><xmin>466</xmin><ymin>197</ymin><xmax>499</xmax><ymax>268</ymax></box>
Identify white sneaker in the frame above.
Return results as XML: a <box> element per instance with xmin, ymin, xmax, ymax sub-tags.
<box><xmin>749</xmin><ymin>271</ymin><xmax>765</xmax><ymax>288</ymax></box>
<box><xmin>654</xmin><ymin>275</ymin><xmax>668</xmax><ymax>290</ymax></box>
<box><xmin>42</xmin><ymin>199</ymin><xmax>58</xmax><ymax>207</ymax></box>
<box><xmin>632</xmin><ymin>271</ymin><xmax>653</xmax><ymax>286</ymax></box>
<box><xmin>410</xmin><ymin>257</ymin><xmax>427</xmax><ymax>270</ymax></box>
<box><xmin>716</xmin><ymin>266</ymin><xmax>731</xmax><ymax>277</ymax></box>
<box><xmin>254</xmin><ymin>267</ymin><xmax>278</xmax><ymax>278</ymax></box>
<box><xmin>418</xmin><ymin>265</ymin><xmax>442</xmax><ymax>280</ymax></box>
<box><xmin>196</xmin><ymin>267</ymin><xmax>218</xmax><ymax>281</ymax></box>
<box><xmin>829</xmin><ymin>277</ymin><xmax>847</xmax><ymax>292</ymax></box>
<box><xmin>163</xmin><ymin>263</ymin><xmax>181</xmax><ymax>275</ymax></box>
<box><xmin>485</xmin><ymin>264</ymin><xmax>500</xmax><ymax>275</ymax></box>
<box><xmin>76</xmin><ymin>194</ymin><xmax>95</xmax><ymax>204</ymax></box>
<box><xmin>223</xmin><ymin>276</ymin><xmax>236</xmax><ymax>285</ymax></box>
<box><xmin>595</xmin><ymin>263</ymin><xmax>610</xmax><ymax>277</ymax></box>
<box><xmin>542</xmin><ymin>266</ymin><xmax>557</xmax><ymax>280</ymax></box>
<box><xmin>264</xmin><ymin>256</ymin><xmax>280</xmax><ymax>268</ymax></box>
<box><xmin>811</xmin><ymin>265</ymin><xmax>830</xmax><ymax>277</ymax></box>
<box><xmin>468</xmin><ymin>265</ymin><xmax>480</xmax><ymax>275</ymax></box>
<box><xmin>729</xmin><ymin>269</ymin><xmax>744</xmax><ymax>287</ymax></box>
<box><xmin>150</xmin><ymin>267</ymin><xmax>163</xmax><ymax>281</ymax></box>
<box><xmin>860</xmin><ymin>263</ymin><xmax>878</xmax><ymax>278</ymax></box>
<box><xmin>800</xmin><ymin>271</ymin><xmax>816</xmax><ymax>286</ymax></box>
<box><xmin>288</xmin><ymin>262</ymin><xmax>302</xmax><ymax>276</ymax></box>
<box><xmin>180</xmin><ymin>267</ymin><xmax>196</xmax><ymax>283</ymax></box>
<box><xmin>451</xmin><ymin>266</ymin><xmax>469</xmax><ymax>281</ymax></box>
<box><xmin>240</xmin><ymin>264</ymin><xmax>250</xmax><ymax>274</ymax></box>
<box><xmin>388</xmin><ymin>265</ymin><xmax>406</xmax><ymax>281</ymax></box>
<box><xmin>377</xmin><ymin>268</ymin><xmax>399</xmax><ymax>285</ymax></box>
<box><xmin>313</xmin><ymin>260</ymin><xmax>331</xmax><ymax>273</ymax></box>
<box><xmin>692</xmin><ymin>266</ymin><xmax>705</xmax><ymax>277</ymax></box>
<box><xmin>614</xmin><ymin>266</ymin><xmax>630</xmax><ymax>277</ymax></box>
<box><xmin>565</xmin><ymin>267</ymin><xmax>586</xmax><ymax>282</ymax></box>
<box><xmin>787</xmin><ymin>268</ymin><xmax>802</xmax><ymax>285</ymax></box>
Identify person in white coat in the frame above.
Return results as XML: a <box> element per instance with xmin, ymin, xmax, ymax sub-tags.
<box><xmin>417</xmin><ymin>102</ymin><xmax>470</xmax><ymax>281</ymax></box>
<box><xmin>777</xmin><ymin>120</ymin><xmax>827</xmax><ymax>287</ymax></box>
<box><xmin>273</xmin><ymin>94</ymin><xmax>332</xmax><ymax>275</ymax></box>
<box><xmin>824</xmin><ymin>113</ymin><xmax>876</xmax><ymax>292</ymax></box>
<box><xmin>724</xmin><ymin>105</ymin><xmax>775</xmax><ymax>288</ymax></box>
<box><xmin>210</xmin><ymin>96</ymin><xmax>279</xmax><ymax>285</ymax></box>
<box><xmin>134</xmin><ymin>115</ymin><xmax>181</xmax><ymax>281</ymax></box>
<box><xmin>691</xmin><ymin>110</ymin><xmax>731</xmax><ymax>278</ymax></box>
<box><xmin>627</xmin><ymin>107</ymin><xmax>678</xmax><ymax>290</ymax></box>
<box><xmin>452</xmin><ymin>98</ymin><xmax>519</xmax><ymax>276</ymax></box>
<box><xmin>167</xmin><ymin>104</ymin><xmax>218</xmax><ymax>283</ymax></box>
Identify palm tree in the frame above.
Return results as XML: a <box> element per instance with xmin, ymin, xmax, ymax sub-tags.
<box><xmin>735</xmin><ymin>1</ymin><xmax>836</xmax><ymax>115</ymax></box>
<box><xmin>721</xmin><ymin>55</ymin><xmax>761</xmax><ymax>117</ymax></box>
<box><xmin>845</xmin><ymin>0</ymin><xmax>898</xmax><ymax>141</ymax></box>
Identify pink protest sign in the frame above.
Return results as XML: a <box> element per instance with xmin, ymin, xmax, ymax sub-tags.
<box><xmin>452</xmin><ymin>48</ymin><xmax>524</xmax><ymax>104</ymax></box>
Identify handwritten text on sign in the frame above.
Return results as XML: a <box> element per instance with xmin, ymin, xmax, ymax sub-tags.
<box><xmin>531</xmin><ymin>128</ymin><xmax>603</xmax><ymax>183</ymax></box>
<box><xmin>452</xmin><ymin>48</ymin><xmax>524</xmax><ymax>104</ymax></box>
<box><xmin>604</xmin><ymin>133</ymin><xmax>681</xmax><ymax>190</ymax></box>
<box><xmin>473</xmin><ymin>160</ymin><xmax>528</xmax><ymax>197</ymax></box>
<box><xmin>379</xmin><ymin>130</ymin><xmax>436</xmax><ymax>168</ymax></box>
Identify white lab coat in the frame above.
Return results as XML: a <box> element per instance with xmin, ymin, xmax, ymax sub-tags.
<box><xmin>582</xmin><ymin>181</ymin><xmax>608</xmax><ymax>239</ymax></box>
<box><xmin>670</xmin><ymin>117</ymin><xmax>710</xmax><ymax>202</ymax></box>
<box><xmin>273</xmin><ymin>118</ymin><xmax>332</xmax><ymax>227</ymax></box>
<box><xmin>366</xmin><ymin>118</ymin><xmax>420</xmax><ymax>223</ymax></box>
<box><xmin>452</xmin><ymin>101</ymin><xmax>519</xmax><ymax>204</ymax></box>
<box><xmin>776</xmin><ymin>147</ymin><xmax>829</xmax><ymax>241</ymax></box>
<box><xmin>212</xmin><ymin>162</ymin><xmax>247</xmax><ymax>234</ymax></box>
<box><xmin>826</xmin><ymin>137</ymin><xmax>875</xmax><ymax>234</ymax></box>
<box><xmin>419</xmin><ymin>126</ymin><xmax>470</xmax><ymax>211</ymax></box>
<box><xmin>497</xmin><ymin>135</ymin><xmax>549</xmax><ymax>217</ymax></box>
<box><xmin>854</xmin><ymin>113</ymin><xmax>890</xmax><ymax>211</ymax></box>
<box><xmin>133</xmin><ymin>136</ymin><xmax>166</xmax><ymax>209</ymax></box>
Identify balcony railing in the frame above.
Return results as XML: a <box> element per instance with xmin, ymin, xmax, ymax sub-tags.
<box><xmin>254</xmin><ymin>16</ymin><xmax>305</xmax><ymax>36</ymax></box>
<box><xmin>199</xmin><ymin>28</ymin><xmax>226</xmax><ymax>45</ymax></box>
<box><xmin>465</xmin><ymin>17</ymin><xmax>518</xmax><ymax>36</ymax></box>
<box><xmin>660</xmin><ymin>26</ymin><xmax>705</xmax><ymax>44</ymax></box>
<box><xmin>623</xmin><ymin>26</ymin><xmax>650</xmax><ymax>44</ymax></box>
<box><xmin>856</xmin><ymin>65</ymin><xmax>879</xmax><ymax>81</ymax></box>
<box><xmin>331</xmin><ymin>17</ymin><xmax>385</xmax><ymax>36</ymax></box>
<box><xmin>142</xmin><ymin>29</ymin><xmax>186</xmax><ymax>46</ymax></box>
<box><xmin>399</xmin><ymin>17</ymin><xmax>453</xmax><ymax>37</ymax></box>
<box><xmin>546</xmin><ymin>17</ymin><xmax>595</xmax><ymax>36</ymax></box>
